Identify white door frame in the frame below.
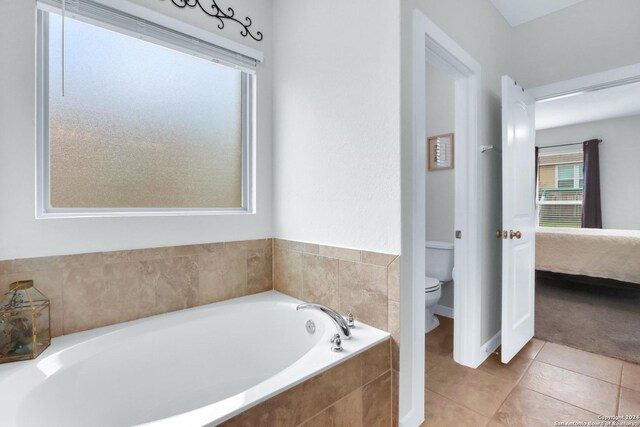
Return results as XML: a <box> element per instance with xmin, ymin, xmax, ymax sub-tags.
<box><xmin>530</xmin><ymin>62</ymin><xmax>640</xmax><ymax>101</ymax></box>
<box><xmin>399</xmin><ymin>9</ymin><xmax>483</xmax><ymax>426</ymax></box>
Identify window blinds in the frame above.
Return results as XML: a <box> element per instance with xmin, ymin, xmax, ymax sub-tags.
<box><xmin>36</xmin><ymin>0</ymin><xmax>259</xmax><ymax>74</ymax></box>
<box><xmin>537</xmin><ymin>150</ymin><xmax>584</xmax><ymax>228</ymax></box>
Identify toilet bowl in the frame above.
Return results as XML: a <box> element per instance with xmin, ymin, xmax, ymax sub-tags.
<box><xmin>424</xmin><ymin>241</ymin><xmax>454</xmax><ymax>333</ymax></box>
<box><xmin>424</xmin><ymin>277</ymin><xmax>441</xmax><ymax>332</ymax></box>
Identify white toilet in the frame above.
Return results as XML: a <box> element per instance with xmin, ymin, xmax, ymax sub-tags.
<box><xmin>424</xmin><ymin>241</ymin><xmax>454</xmax><ymax>332</ymax></box>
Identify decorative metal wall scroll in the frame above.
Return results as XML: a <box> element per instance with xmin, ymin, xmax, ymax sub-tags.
<box><xmin>167</xmin><ymin>0</ymin><xmax>263</xmax><ymax>41</ymax></box>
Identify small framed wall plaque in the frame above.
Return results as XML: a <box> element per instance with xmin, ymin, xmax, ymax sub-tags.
<box><xmin>427</xmin><ymin>133</ymin><xmax>454</xmax><ymax>171</ymax></box>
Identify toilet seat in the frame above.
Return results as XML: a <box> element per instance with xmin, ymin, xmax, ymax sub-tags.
<box><xmin>424</xmin><ymin>276</ymin><xmax>441</xmax><ymax>292</ymax></box>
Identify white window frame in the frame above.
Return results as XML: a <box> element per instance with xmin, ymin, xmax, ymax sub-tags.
<box><xmin>555</xmin><ymin>163</ymin><xmax>581</xmax><ymax>189</ymax></box>
<box><xmin>35</xmin><ymin>1</ymin><xmax>260</xmax><ymax>218</ymax></box>
<box><xmin>537</xmin><ymin>159</ymin><xmax>583</xmax><ymax>228</ymax></box>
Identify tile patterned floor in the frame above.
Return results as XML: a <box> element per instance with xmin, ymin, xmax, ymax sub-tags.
<box><xmin>422</xmin><ymin>316</ymin><xmax>640</xmax><ymax>426</ymax></box>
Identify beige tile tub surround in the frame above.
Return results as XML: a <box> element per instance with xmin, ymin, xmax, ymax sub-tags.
<box><xmin>0</xmin><ymin>239</ymin><xmax>273</xmax><ymax>336</ymax></box>
<box><xmin>0</xmin><ymin>238</ymin><xmax>394</xmax><ymax>425</ymax></box>
<box><xmin>273</xmin><ymin>239</ymin><xmax>399</xmax><ymax>340</ymax></box>
<box><xmin>273</xmin><ymin>239</ymin><xmax>401</xmax><ymax>425</ymax></box>
<box><xmin>222</xmin><ymin>339</ymin><xmax>392</xmax><ymax>427</ymax></box>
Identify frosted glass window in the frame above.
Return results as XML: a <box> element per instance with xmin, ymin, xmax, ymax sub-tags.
<box><xmin>44</xmin><ymin>13</ymin><xmax>248</xmax><ymax>210</ymax></box>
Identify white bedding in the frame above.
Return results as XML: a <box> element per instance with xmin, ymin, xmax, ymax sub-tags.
<box><xmin>536</xmin><ymin>228</ymin><xmax>640</xmax><ymax>284</ymax></box>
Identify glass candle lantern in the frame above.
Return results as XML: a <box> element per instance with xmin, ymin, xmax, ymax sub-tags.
<box><xmin>0</xmin><ymin>280</ymin><xmax>51</xmax><ymax>364</ymax></box>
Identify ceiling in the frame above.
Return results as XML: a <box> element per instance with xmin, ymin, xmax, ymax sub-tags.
<box><xmin>535</xmin><ymin>81</ymin><xmax>640</xmax><ymax>130</ymax></box>
<box><xmin>489</xmin><ymin>0</ymin><xmax>585</xmax><ymax>26</ymax></box>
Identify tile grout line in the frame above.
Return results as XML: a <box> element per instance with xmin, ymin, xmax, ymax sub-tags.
<box><xmin>425</xmin><ymin>340</ymin><xmax>543</xmax><ymax>422</ymax></box>
<box><xmin>518</xmin><ymin>361</ymin><xmax>612</xmax><ymax>415</ymax></box>
<box><xmin>476</xmin><ymin>354</ymin><xmax>534</xmax><ymax>384</ymax></box>
<box><xmin>295</xmin><ymin>367</ymin><xmax>393</xmax><ymax>427</ymax></box>
<box><xmin>538</xmin><ymin>340</ymin><xmax>634</xmax><ymax>368</ymax></box>
<box><xmin>427</xmin><ymin>388</ymin><xmax>492</xmax><ymax>421</ymax></box>
<box><xmin>389</xmin><ymin>340</ymin><xmax>393</xmax><ymax>427</ymax></box>
<box><xmin>487</xmin><ymin>364</ymin><xmax>527</xmax><ymax>420</ymax></box>
<box><xmin>617</xmin><ymin>362</ymin><xmax>624</xmax><ymax>416</ymax></box>
<box><xmin>271</xmin><ymin>239</ymin><xmax>276</xmax><ymax>292</ymax></box>
<box><xmin>295</xmin><ymin>386</ymin><xmax>361</xmax><ymax>427</ymax></box>
<box><xmin>532</xmin><ymin>355</ymin><xmax>624</xmax><ymax>386</ymax></box>
<box><xmin>513</xmin><ymin>384</ymin><xmax>600</xmax><ymax>417</ymax></box>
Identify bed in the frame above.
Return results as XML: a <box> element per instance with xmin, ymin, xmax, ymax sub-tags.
<box><xmin>536</xmin><ymin>227</ymin><xmax>640</xmax><ymax>285</ymax></box>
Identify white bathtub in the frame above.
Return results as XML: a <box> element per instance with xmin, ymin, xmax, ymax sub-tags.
<box><xmin>0</xmin><ymin>291</ymin><xmax>389</xmax><ymax>427</ymax></box>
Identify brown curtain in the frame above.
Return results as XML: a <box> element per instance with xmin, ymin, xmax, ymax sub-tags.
<box><xmin>582</xmin><ymin>139</ymin><xmax>602</xmax><ymax>228</ymax></box>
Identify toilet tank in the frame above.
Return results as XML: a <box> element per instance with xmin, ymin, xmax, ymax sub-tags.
<box><xmin>425</xmin><ymin>241</ymin><xmax>454</xmax><ymax>282</ymax></box>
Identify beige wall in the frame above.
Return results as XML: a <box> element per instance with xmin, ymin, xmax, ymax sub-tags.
<box><xmin>0</xmin><ymin>239</ymin><xmax>272</xmax><ymax>337</ymax></box>
<box><xmin>538</xmin><ymin>166</ymin><xmax>557</xmax><ymax>191</ymax></box>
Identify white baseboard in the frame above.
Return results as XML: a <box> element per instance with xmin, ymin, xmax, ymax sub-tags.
<box><xmin>480</xmin><ymin>330</ymin><xmax>501</xmax><ymax>358</ymax></box>
<box><xmin>433</xmin><ymin>304</ymin><xmax>454</xmax><ymax>319</ymax></box>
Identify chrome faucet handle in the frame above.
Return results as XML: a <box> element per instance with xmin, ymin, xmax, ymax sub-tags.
<box><xmin>296</xmin><ymin>303</ymin><xmax>352</xmax><ymax>340</ymax></box>
<box><xmin>346</xmin><ymin>312</ymin><xmax>355</xmax><ymax>328</ymax></box>
<box><xmin>330</xmin><ymin>333</ymin><xmax>343</xmax><ymax>352</ymax></box>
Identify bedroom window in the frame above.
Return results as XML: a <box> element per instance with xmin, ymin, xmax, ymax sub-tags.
<box><xmin>556</xmin><ymin>164</ymin><xmax>583</xmax><ymax>189</ymax></box>
<box><xmin>537</xmin><ymin>150</ymin><xmax>584</xmax><ymax>228</ymax></box>
<box><xmin>36</xmin><ymin>0</ymin><xmax>257</xmax><ymax>217</ymax></box>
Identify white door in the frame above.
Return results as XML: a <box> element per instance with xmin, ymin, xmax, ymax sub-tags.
<box><xmin>501</xmin><ymin>75</ymin><xmax>536</xmax><ymax>364</ymax></box>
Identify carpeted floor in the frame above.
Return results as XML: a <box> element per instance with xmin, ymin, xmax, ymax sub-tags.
<box><xmin>535</xmin><ymin>273</ymin><xmax>640</xmax><ymax>364</ymax></box>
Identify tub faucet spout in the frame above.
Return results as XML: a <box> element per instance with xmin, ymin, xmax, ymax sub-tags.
<box><xmin>296</xmin><ymin>303</ymin><xmax>352</xmax><ymax>340</ymax></box>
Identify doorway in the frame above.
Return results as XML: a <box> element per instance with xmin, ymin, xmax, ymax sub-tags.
<box><xmin>399</xmin><ymin>10</ymin><xmax>483</xmax><ymax>427</ymax></box>
<box><xmin>498</xmin><ymin>63</ymin><xmax>640</xmax><ymax>363</ymax></box>
<box><xmin>531</xmin><ymin>64</ymin><xmax>640</xmax><ymax>364</ymax></box>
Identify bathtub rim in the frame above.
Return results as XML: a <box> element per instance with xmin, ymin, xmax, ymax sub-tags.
<box><xmin>0</xmin><ymin>291</ymin><xmax>390</xmax><ymax>427</ymax></box>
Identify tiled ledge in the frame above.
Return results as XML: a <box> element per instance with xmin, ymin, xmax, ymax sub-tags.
<box><xmin>0</xmin><ymin>239</ymin><xmax>273</xmax><ymax>337</ymax></box>
<box><xmin>221</xmin><ymin>339</ymin><xmax>392</xmax><ymax>427</ymax></box>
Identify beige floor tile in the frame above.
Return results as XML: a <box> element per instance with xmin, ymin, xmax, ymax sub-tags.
<box><xmin>492</xmin><ymin>387</ymin><xmax>599</xmax><ymax>427</ymax></box>
<box><xmin>619</xmin><ymin>388</ymin><xmax>640</xmax><ymax>416</ymax></box>
<box><xmin>425</xmin><ymin>316</ymin><xmax>454</xmax><ymax>356</ymax></box>
<box><xmin>425</xmin><ymin>357</ymin><xmax>514</xmax><ymax>418</ymax></box>
<box><xmin>536</xmin><ymin>342</ymin><xmax>623</xmax><ymax>384</ymax></box>
<box><xmin>425</xmin><ymin>350</ymin><xmax>452</xmax><ymax>373</ymax></box>
<box><xmin>493</xmin><ymin>338</ymin><xmax>545</xmax><ymax>361</ymax></box>
<box><xmin>479</xmin><ymin>351</ymin><xmax>533</xmax><ymax>384</ymax></box>
<box><xmin>519</xmin><ymin>338</ymin><xmax>545</xmax><ymax>359</ymax></box>
<box><xmin>622</xmin><ymin>362</ymin><xmax>640</xmax><ymax>392</ymax></box>
<box><xmin>423</xmin><ymin>390</ymin><xmax>490</xmax><ymax>427</ymax></box>
<box><xmin>520</xmin><ymin>361</ymin><xmax>619</xmax><ymax>415</ymax></box>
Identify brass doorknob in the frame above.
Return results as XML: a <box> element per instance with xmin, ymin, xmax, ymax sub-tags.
<box><xmin>496</xmin><ymin>230</ymin><xmax>502</xmax><ymax>239</ymax></box>
<box><xmin>509</xmin><ymin>230</ymin><xmax>522</xmax><ymax>239</ymax></box>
